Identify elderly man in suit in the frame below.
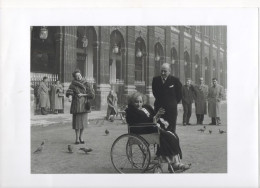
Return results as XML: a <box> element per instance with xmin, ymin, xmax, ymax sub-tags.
<box><xmin>152</xmin><ymin>63</ymin><xmax>182</xmax><ymax>133</ymax></box>
<box><xmin>208</xmin><ymin>78</ymin><xmax>224</xmax><ymax>125</ymax></box>
<box><xmin>194</xmin><ymin>77</ymin><xmax>208</xmax><ymax>125</ymax></box>
<box><xmin>182</xmin><ymin>78</ymin><xmax>196</xmax><ymax>125</ymax></box>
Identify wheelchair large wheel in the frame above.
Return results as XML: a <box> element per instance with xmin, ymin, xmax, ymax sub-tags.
<box><xmin>111</xmin><ymin>134</ymin><xmax>151</xmax><ymax>173</ymax></box>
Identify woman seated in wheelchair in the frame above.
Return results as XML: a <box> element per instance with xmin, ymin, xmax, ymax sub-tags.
<box><xmin>125</xmin><ymin>92</ymin><xmax>191</xmax><ymax>172</ymax></box>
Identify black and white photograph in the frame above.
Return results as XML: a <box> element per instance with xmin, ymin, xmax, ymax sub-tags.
<box><xmin>30</xmin><ymin>25</ymin><xmax>227</xmax><ymax>174</ymax></box>
<box><xmin>0</xmin><ymin>6</ymin><xmax>258</xmax><ymax>188</ymax></box>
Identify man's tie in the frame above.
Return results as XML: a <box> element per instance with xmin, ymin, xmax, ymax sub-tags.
<box><xmin>162</xmin><ymin>78</ymin><xmax>166</xmax><ymax>84</ymax></box>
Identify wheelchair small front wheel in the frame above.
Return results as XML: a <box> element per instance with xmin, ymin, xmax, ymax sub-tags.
<box><xmin>111</xmin><ymin>134</ymin><xmax>151</xmax><ymax>174</ymax></box>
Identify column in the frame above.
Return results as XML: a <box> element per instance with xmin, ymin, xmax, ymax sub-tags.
<box><xmin>146</xmin><ymin>26</ymin><xmax>155</xmax><ymax>105</ymax></box>
<box><xmin>191</xmin><ymin>26</ymin><xmax>196</xmax><ymax>82</ymax></box>
<box><xmin>179</xmin><ymin>26</ymin><xmax>185</xmax><ymax>83</ymax></box>
<box><xmin>63</xmin><ymin>26</ymin><xmax>77</xmax><ymax>82</ymax></box>
<box><xmin>95</xmin><ymin>26</ymin><xmax>111</xmax><ymax>111</ymax></box>
<box><xmin>201</xmin><ymin>26</ymin><xmax>205</xmax><ymax>79</ymax></box>
<box><xmin>122</xmin><ymin>26</ymin><xmax>136</xmax><ymax>104</ymax></box>
<box><xmin>63</xmin><ymin>27</ymin><xmax>77</xmax><ymax>114</ymax></box>
<box><xmin>165</xmin><ymin>26</ymin><xmax>171</xmax><ymax>64</ymax></box>
<box><xmin>209</xmin><ymin>26</ymin><xmax>213</xmax><ymax>84</ymax></box>
<box><xmin>55</xmin><ymin>26</ymin><xmax>64</xmax><ymax>82</ymax></box>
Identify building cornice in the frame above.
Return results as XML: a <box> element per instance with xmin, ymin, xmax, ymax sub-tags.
<box><xmin>171</xmin><ymin>26</ymin><xmax>180</xmax><ymax>34</ymax></box>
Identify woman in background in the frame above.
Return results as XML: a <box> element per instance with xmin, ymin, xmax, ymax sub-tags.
<box><xmin>50</xmin><ymin>80</ymin><xmax>63</xmax><ymax>114</ymax></box>
<box><xmin>37</xmin><ymin>76</ymin><xmax>50</xmax><ymax>115</ymax></box>
<box><xmin>106</xmin><ymin>89</ymin><xmax>118</xmax><ymax>122</ymax></box>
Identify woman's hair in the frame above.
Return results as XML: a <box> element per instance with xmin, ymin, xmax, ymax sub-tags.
<box><xmin>72</xmin><ymin>69</ymin><xmax>81</xmax><ymax>79</ymax></box>
<box><xmin>43</xmin><ymin>76</ymin><xmax>48</xmax><ymax>81</ymax></box>
<box><xmin>127</xmin><ymin>92</ymin><xmax>147</xmax><ymax>106</ymax></box>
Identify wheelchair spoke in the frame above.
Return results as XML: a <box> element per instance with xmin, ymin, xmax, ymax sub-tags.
<box><xmin>111</xmin><ymin>134</ymin><xmax>151</xmax><ymax>173</ymax></box>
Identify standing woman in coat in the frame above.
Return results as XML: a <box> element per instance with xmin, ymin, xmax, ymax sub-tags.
<box><xmin>208</xmin><ymin>78</ymin><xmax>224</xmax><ymax>125</ymax></box>
<box><xmin>106</xmin><ymin>89</ymin><xmax>118</xmax><ymax>122</ymax></box>
<box><xmin>38</xmin><ymin>76</ymin><xmax>50</xmax><ymax>115</ymax></box>
<box><xmin>50</xmin><ymin>80</ymin><xmax>64</xmax><ymax>114</ymax></box>
<box><xmin>66</xmin><ymin>70</ymin><xmax>95</xmax><ymax>144</ymax></box>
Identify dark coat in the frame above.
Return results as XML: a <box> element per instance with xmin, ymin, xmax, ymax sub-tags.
<box><xmin>182</xmin><ymin>84</ymin><xmax>196</xmax><ymax>104</ymax></box>
<box><xmin>66</xmin><ymin>79</ymin><xmax>95</xmax><ymax>114</ymax></box>
<box><xmin>152</xmin><ymin>75</ymin><xmax>182</xmax><ymax>111</ymax></box>
<box><xmin>125</xmin><ymin>104</ymin><xmax>182</xmax><ymax>158</ymax></box>
<box><xmin>125</xmin><ymin>104</ymin><xmax>158</xmax><ymax>134</ymax></box>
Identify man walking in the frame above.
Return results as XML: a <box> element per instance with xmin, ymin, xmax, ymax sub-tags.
<box><xmin>208</xmin><ymin>78</ymin><xmax>224</xmax><ymax>125</ymax></box>
<box><xmin>194</xmin><ymin>77</ymin><xmax>208</xmax><ymax>125</ymax></box>
<box><xmin>152</xmin><ymin>63</ymin><xmax>182</xmax><ymax>133</ymax></box>
<box><xmin>182</xmin><ymin>78</ymin><xmax>196</xmax><ymax>125</ymax></box>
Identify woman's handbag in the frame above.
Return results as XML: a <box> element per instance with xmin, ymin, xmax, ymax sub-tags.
<box><xmin>85</xmin><ymin>100</ymin><xmax>91</xmax><ymax>111</ymax></box>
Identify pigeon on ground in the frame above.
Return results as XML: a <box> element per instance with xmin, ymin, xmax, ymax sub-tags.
<box><xmin>79</xmin><ymin>147</ymin><xmax>93</xmax><ymax>154</ymax></box>
<box><xmin>197</xmin><ymin>127</ymin><xmax>205</xmax><ymax>133</ymax></box>
<box><xmin>68</xmin><ymin>145</ymin><xmax>73</xmax><ymax>153</ymax></box>
<box><xmin>203</xmin><ymin>126</ymin><xmax>206</xmax><ymax>129</ymax></box>
<box><xmin>33</xmin><ymin>141</ymin><xmax>45</xmax><ymax>154</ymax></box>
<box><xmin>219</xmin><ymin>129</ymin><xmax>226</xmax><ymax>134</ymax></box>
<box><xmin>209</xmin><ymin>130</ymin><xmax>212</xmax><ymax>134</ymax></box>
<box><xmin>105</xmin><ymin>129</ymin><xmax>109</xmax><ymax>135</ymax></box>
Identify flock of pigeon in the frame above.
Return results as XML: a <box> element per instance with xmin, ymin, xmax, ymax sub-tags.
<box><xmin>33</xmin><ymin>124</ymin><xmax>226</xmax><ymax>154</ymax></box>
<box><xmin>197</xmin><ymin>126</ymin><xmax>227</xmax><ymax>134</ymax></box>
<box><xmin>33</xmin><ymin>129</ymin><xmax>110</xmax><ymax>154</ymax></box>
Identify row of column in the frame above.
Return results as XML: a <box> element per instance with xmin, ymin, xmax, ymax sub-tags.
<box><xmin>58</xmin><ymin>26</ymin><xmax>226</xmax><ymax>110</ymax></box>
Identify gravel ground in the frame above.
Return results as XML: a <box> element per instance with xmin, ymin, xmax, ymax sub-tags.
<box><xmin>31</xmin><ymin>103</ymin><xmax>227</xmax><ymax>174</ymax></box>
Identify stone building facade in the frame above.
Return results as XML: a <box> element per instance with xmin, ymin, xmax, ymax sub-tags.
<box><xmin>31</xmin><ymin>26</ymin><xmax>227</xmax><ymax>111</ymax></box>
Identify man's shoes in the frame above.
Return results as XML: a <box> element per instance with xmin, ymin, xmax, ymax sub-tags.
<box><xmin>186</xmin><ymin>123</ymin><xmax>191</xmax><ymax>125</ymax></box>
<box><xmin>183</xmin><ymin>123</ymin><xmax>186</xmax><ymax>126</ymax></box>
<box><xmin>208</xmin><ymin>122</ymin><xmax>216</xmax><ymax>125</ymax></box>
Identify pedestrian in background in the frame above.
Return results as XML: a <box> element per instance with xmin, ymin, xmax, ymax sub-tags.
<box><xmin>106</xmin><ymin>88</ymin><xmax>118</xmax><ymax>122</ymax></box>
<box><xmin>66</xmin><ymin>70</ymin><xmax>95</xmax><ymax>144</ymax></box>
<box><xmin>182</xmin><ymin>78</ymin><xmax>196</xmax><ymax>125</ymax></box>
<box><xmin>37</xmin><ymin>76</ymin><xmax>50</xmax><ymax>115</ymax></box>
<box><xmin>208</xmin><ymin>78</ymin><xmax>224</xmax><ymax>125</ymax></box>
<box><xmin>50</xmin><ymin>80</ymin><xmax>64</xmax><ymax>114</ymax></box>
<box><xmin>194</xmin><ymin>77</ymin><xmax>208</xmax><ymax>125</ymax></box>
<box><xmin>152</xmin><ymin>63</ymin><xmax>182</xmax><ymax>133</ymax></box>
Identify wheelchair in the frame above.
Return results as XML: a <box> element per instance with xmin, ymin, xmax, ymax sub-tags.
<box><xmin>110</xmin><ymin>123</ymin><xmax>175</xmax><ymax>173</ymax></box>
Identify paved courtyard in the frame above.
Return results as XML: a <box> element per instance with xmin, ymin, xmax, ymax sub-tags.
<box><xmin>31</xmin><ymin>102</ymin><xmax>227</xmax><ymax>174</ymax></box>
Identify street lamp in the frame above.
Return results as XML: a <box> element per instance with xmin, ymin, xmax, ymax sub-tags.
<box><xmin>155</xmin><ymin>44</ymin><xmax>160</xmax><ymax>61</ymax></box>
<box><xmin>112</xmin><ymin>31</ymin><xmax>119</xmax><ymax>54</ymax></box>
<box><xmin>39</xmin><ymin>26</ymin><xmax>48</xmax><ymax>40</ymax></box>
<box><xmin>136</xmin><ymin>48</ymin><xmax>142</xmax><ymax>58</ymax></box>
<box><xmin>82</xmin><ymin>34</ymin><xmax>88</xmax><ymax>48</ymax></box>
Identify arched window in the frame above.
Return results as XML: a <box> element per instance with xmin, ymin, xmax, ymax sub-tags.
<box><xmin>195</xmin><ymin>55</ymin><xmax>200</xmax><ymax>84</ymax></box>
<box><xmin>109</xmin><ymin>30</ymin><xmax>125</xmax><ymax>84</ymax></box>
<box><xmin>184</xmin><ymin>51</ymin><xmax>191</xmax><ymax>81</ymax></box>
<box><xmin>171</xmin><ymin>47</ymin><xmax>178</xmax><ymax>77</ymax></box>
<box><xmin>154</xmin><ymin>42</ymin><xmax>164</xmax><ymax>77</ymax></box>
<box><xmin>135</xmin><ymin>37</ymin><xmax>146</xmax><ymax>82</ymax></box>
<box><xmin>212</xmin><ymin>60</ymin><xmax>216</xmax><ymax>78</ymax></box>
<box><xmin>204</xmin><ymin>57</ymin><xmax>210</xmax><ymax>86</ymax></box>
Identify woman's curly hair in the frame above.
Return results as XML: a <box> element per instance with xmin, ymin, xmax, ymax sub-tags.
<box><xmin>127</xmin><ymin>91</ymin><xmax>147</xmax><ymax>106</ymax></box>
